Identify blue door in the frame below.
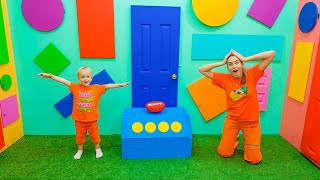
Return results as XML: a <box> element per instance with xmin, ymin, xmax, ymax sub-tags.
<box><xmin>131</xmin><ymin>6</ymin><xmax>181</xmax><ymax>107</ymax></box>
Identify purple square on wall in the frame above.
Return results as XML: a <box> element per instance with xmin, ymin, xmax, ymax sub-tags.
<box><xmin>247</xmin><ymin>0</ymin><xmax>287</xmax><ymax>28</ymax></box>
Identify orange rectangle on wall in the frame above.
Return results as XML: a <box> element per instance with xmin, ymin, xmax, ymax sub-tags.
<box><xmin>76</xmin><ymin>0</ymin><xmax>115</xmax><ymax>58</ymax></box>
<box><xmin>187</xmin><ymin>77</ymin><xmax>227</xmax><ymax>121</ymax></box>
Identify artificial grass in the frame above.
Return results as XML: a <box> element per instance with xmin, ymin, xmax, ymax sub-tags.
<box><xmin>0</xmin><ymin>135</ymin><xmax>319</xmax><ymax>179</ymax></box>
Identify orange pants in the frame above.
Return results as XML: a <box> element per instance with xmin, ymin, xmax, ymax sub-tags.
<box><xmin>75</xmin><ymin>121</ymin><xmax>101</xmax><ymax>145</ymax></box>
<box><xmin>217</xmin><ymin>118</ymin><xmax>262</xmax><ymax>164</ymax></box>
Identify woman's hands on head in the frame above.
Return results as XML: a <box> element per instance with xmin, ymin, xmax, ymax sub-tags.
<box><xmin>222</xmin><ymin>50</ymin><xmax>232</xmax><ymax>64</ymax></box>
<box><xmin>222</xmin><ymin>49</ymin><xmax>247</xmax><ymax>64</ymax></box>
<box><xmin>230</xmin><ymin>50</ymin><xmax>247</xmax><ymax>62</ymax></box>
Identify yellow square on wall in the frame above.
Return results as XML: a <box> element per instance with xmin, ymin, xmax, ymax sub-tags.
<box><xmin>288</xmin><ymin>42</ymin><xmax>314</xmax><ymax>103</ymax></box>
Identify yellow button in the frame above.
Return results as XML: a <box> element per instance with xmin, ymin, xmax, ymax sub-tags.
<box><xmin>145</xmin><ymin>122</ymin><xmax>156</xmax><ymax>133</ymax></box>
<box><xmin>192</xmin><ymin>0</ymin><xmax>239</xmax><ymax>26</ymax></box>
<box><xmin>132</xmin><ymin>122</ymin><xmax>143</xmax><ymax>133</ymax></box>
<box><xmin>171</xmin><ymin>121</ymin><xmax>182</xmax><ymax>133</ymax></box>
<box><xmin>158</xmin><ymin>121</ymin><xmax>169</xmax><ymax>133</ymax></box>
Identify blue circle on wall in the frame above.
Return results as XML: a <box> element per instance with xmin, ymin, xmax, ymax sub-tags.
<box><xmin>298</xmin><ymin>2</ymin><xmax>319</xmax><ymax>33</ymax></box>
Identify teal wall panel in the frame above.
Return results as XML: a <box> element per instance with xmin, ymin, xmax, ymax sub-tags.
<box><xmin>192</xmin><ymin>34</ymin><xmax>284</xmax><ymax>61</ymax></box>
<box><xmin>6</xmin><ymin>0</ymin><xmax>299</xmax><ymax>134</ymax></box>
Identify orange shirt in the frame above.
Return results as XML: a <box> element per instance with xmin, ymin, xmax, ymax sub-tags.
<box><xmin>70</xmin><ymin>83</ymin><xmax>107</xmax><ymax>122</ymax></box>
<box><xmin>212</xmin><ymin>64</ymin><xmax>264</xmax><ymax>121</ymax></box>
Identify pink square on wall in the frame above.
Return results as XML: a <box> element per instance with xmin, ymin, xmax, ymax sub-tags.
<box><xmin>247</xmin><ymin>0</ymin><xmax>287</xmax><ymax>27</ymax></box>
<box><xmin>0</xmin><ymin>95</ymin><xmax>19</xmax><ymax>127</ymax></box>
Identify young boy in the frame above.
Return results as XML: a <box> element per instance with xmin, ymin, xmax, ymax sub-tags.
<box><xmin>38</xmin><ymin>67</ymin><xmax>129</xmax><ymax>159</ymax></box>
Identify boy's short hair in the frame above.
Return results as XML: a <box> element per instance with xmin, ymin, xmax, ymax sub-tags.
<box><xmin>77</xmin><ymin>66</ymin><xmax>92</xmax><ymax>77</ymax></box>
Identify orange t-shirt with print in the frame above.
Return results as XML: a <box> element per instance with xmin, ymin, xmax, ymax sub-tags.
<box><xmin>212</xmin><ymin>64</ymin><xmax>264</xmax><ymax>121</ymax></box>
<box><xmin>70</xmin><ymin>83</ymin><xmax>107</xmax><ymax>122</ymax></box>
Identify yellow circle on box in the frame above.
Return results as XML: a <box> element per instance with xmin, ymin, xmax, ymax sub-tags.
<box><xmin>171</xmin><ymin>121</ymin><xmax>182</xmax><ymax>133</ymax></box>
<box><xmin>132</xmin><ymin>122</ymin><xmax>143</xmax><ymax>133</ymax></box>
<box><xmin>145</xmin><ymin>122</ymin><xmax>156</xmax><ymax>133</ymax></box>
<box><xmin>158</xmin><ymin>121</ymin><xmax>169</xmax><ymax>133</ymax></box>
<box><xmin>192</xmin><ymin>0</ymin><xmax>239</xmax><ymax>26</ymax></box>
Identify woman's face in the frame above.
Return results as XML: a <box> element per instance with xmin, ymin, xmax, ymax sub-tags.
<box><xmin>227</xmin><ymin>55</ymin><xmax>243</xmax><ymax>78</ymax></box>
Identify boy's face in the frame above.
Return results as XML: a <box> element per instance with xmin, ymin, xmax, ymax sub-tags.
<box><xmin>78</xmin><ymin>69</ymin><xmax>92</xmax><ymax>86</ymax></box>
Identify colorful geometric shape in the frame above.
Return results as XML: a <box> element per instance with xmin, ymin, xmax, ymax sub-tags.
<box><xmin>0</xmin><ymin>0</ymin><xmax>24</xmax><ymax>153</ymax></box>
<box><xmin>187</xmin><ymin>77</ymin><xmax>226</xmax><ymax>121</ymax></box>
<box><xmin>76</xmin><ymin>0</ymin><xmax>115</xmax><ymax>58</ymax></box>
<box><xmin>0</xmin><ymin>74</ymin><xmax>12</xmax><ymax>91</ymax></box>
<box><xmin>90</xmin><ymin>69</ymin><xmax>114</xmax><ymax>85</ymax></box>
<box><xmin>171</xmin><ymin>121</ymin><xmax>182</xmax><ymax>133</ymax></box>
<box><xmin>0</xmin><ymin>114</ymin><xmax>5</xmax><ymax>149</ymax></box>
<box><xmin>122</xmin><ymin>107</ymin><xmax>192</xmax><ymax>159</ymax></box>
<box><xmin>192</xmin><ymin>0</ymin><xmax>239</xmax><ymax>26</ymax></box>
<box><xmin>158</xmin><ymin>121</ymin><xmax>169</xmax><ymax>133</ymax></box>
<box><xmin>288</xmin><ymin>42</ymin><xmax>314</xmax><ymax>103</ymax></box>
<box><xmin>131</xmin><ymin>5</ymin><xmax>181</xmax><ymax>107</ymax></box>
<box><xmin>298</xmin><ymin>2</ymin><xmax>319</xmax><ymax>33</ymax></box>
<box><xmin>301</xmin><ymin>37</ymin><xmax>320</xmax><ymax>167</ymax></box>
<box><xmin>280</xmin><ymin>0</ymin><xmax>320</xmax><ymax>152</ymax></box>
<box><xmin>145</xmin><ymin>122</ymin><xmax>156</xmax><ymax>133</ymax></box>
<box><xmin>21</xmin><ymin>0</ymin><xmax>64</xmax><ymax>32</ymax></box>
<box><xmin>0</xmin><ymin>0</ymin><xmax>9</xmax><ymax>65</ymax></box>
<box><xmin>247</xmin><ymin>0</ymin><xmax>286</xmax><ymax>27</ymax></box>
<box><xmin>34</xmin><ymin>43</ymin><xmax>70</xmax><ymax>75</ymax></box>
<box><xmin>132</xmin><ymin>122</ymin><xmax>143</xmax><ymax>134</ymax></box>
<box><xmin>54</xmin><ymin>69</ymin><xmax>114</xmax><ymax>118</ymax></box>
<box><xmin>257</xmin><ymin>68</ymin><xmax>272</xmax><ymax>111</ymax></box>
<box><xmin>54</xmin><ymin>93</ymin><xmax>73</xmax><ymax>118</ymax></box>
<box><xmin>192</xmin><ymin>34</ymin><xmax>284</xmax><ymax>61</ymax></box>
<box><xmin>0</xmin><ymin>95</ymin><xmax>19</xmax><ymax>127</ymax></box>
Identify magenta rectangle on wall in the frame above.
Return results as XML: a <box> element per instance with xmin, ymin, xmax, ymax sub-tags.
<box><xmin>0</xmin><ymin>95</ymin><xmax>19</xmax><ymax>127</ymax></box>
<box><xmin>247</xmin><ymin>0</ymin><xmax>287</xmax><ymax>27</ymax></box>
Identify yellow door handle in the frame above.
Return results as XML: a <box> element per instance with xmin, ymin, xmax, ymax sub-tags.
<box><xmin>172</xmin><ymin>74</ymin><xmax>177</xmax><ymax>80</ymax></box>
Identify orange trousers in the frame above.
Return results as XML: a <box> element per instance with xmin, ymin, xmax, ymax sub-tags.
<box><xmin>75</xmin><ymin>121</ymin><xmax>101</xmax><ymax>145</ymax></box>
<box><xmin>217</xmin><ymin>118</ymin><xmax>262</xmax><ymax>164</ymax></box>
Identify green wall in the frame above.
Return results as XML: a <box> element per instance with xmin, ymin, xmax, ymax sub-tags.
<box><xmin>7</xmin><ymin>0</ymin><xmax>299</xmax><ymax>135</ymax></box>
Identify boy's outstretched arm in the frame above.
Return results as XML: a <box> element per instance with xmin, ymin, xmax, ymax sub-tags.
<box><xmin>38</xmin><ymin>73</ymin><xmax>71</xmax><ymax>87</ymax></box>
<box><xmin>105</xmin><ymin>82</ymin><xmax>130</xmax><ymax>89</ymax></box>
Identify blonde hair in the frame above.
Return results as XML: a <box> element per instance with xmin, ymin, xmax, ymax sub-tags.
<box><xmin>77</xmin><ymin>66</ymin><xmax>92</xmax><ymax>77</ymax></box>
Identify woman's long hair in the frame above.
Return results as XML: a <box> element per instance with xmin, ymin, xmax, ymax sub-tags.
<box><xmin>240</xmin><ymin>66</ymin><xmax>246</xmax><ymax>84</ymax></box>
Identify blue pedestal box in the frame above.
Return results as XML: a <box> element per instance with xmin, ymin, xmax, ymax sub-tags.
<box><xmin>122</xmin><ymin>107</ymin><xmax>192</xmax><ymax>159</ymax></box>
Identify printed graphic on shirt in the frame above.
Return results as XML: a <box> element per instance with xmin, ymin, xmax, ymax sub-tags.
<box><xmin>230</xmin><ymin>85</ymin><xmax>248</xmax><ymax>101</ymax></box>
<box><xmin>76</xmin><ymin>90</ymin><xmax>95</xmax><ymax>112</ymax></box>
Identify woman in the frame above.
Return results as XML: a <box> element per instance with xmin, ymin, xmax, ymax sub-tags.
<box><xmin>198</xmin><ymin>50</ymin><xmax>275</xmax><ymax>164</ymax></box>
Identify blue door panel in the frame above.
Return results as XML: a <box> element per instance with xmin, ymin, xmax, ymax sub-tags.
<box><xmin>131</xmin><ymin>5</ymin><xmax>181</xmax><ymax>107</ymax></box>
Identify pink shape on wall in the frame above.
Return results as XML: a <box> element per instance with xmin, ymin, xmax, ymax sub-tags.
<box><xmin>257</xmin><ymin>68</ymin><xmax>272</xmax><ymax>111</ymax></box>
<box><xmin>247</xmin><ymin>0</ymin><xmax>287</xmax><ymax>27</ymax></box>
<box><xmin>0</xmin><ymin>95</ymin><xmax>19</xmax><ymax>127</ymax></box>
<box><xmin>21</xmin><ymin>0</ymin><xmax>64</xmax><ymax>32</ymax></box>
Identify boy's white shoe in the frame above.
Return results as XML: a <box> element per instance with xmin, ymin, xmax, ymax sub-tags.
<box><xmin>74</xmin><ymin>150</ymin><xmax>83</xmax><ymax>160</ymax></box>
<box><xmin>96</xmin><ymin>148</ymin><xmax>103</xmax><ymax>158</ymax></box>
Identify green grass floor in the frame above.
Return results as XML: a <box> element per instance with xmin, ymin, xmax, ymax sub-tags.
<box><xmin>0</xmin><ymin>135</ymin><xmax>319</xmax><ymax>179</ymax></box>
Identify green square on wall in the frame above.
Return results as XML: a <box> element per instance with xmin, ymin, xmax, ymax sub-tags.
<box><xmin>34</xmin><ymin>43</ymin><xmax>70</xmax><ymax>75</ymax></box>
<box><xmin>0</xmin><ymin>0</ymin><xmax>9</xmax><ymax>65</ymax></box>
